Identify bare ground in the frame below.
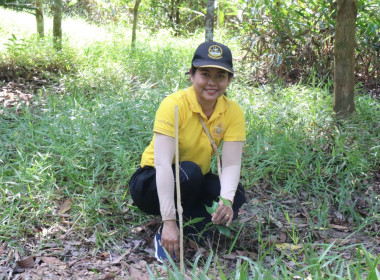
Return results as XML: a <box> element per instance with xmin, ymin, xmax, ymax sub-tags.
<box><xmin>1</xmin><ymin>79</ymin><xmax>379</xmax><ymax>279</ymax></box>
<box><xmin>0</xmin><ymin>177</ymin><xmax>378</xmax><ymax>279</ymax></box>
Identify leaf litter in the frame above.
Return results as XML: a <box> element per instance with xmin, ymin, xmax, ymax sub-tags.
<box><xmin>0</xmin><ymin>81</ymin><xmax>35</xmax><ymax>113</ymax></box>
<box><xmin>1</xmin><ymin>176</ymin><xmax>378</xmax><ymax>280</ymax></box>
<box><xmin>0</xmin><ymin>79</ymin><xmax>379</xmax><ymax>278</ymax></box>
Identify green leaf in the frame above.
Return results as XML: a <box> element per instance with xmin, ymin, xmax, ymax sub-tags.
<box><xmin>217</xmin><ymin>225</ymin><xmax>231</xmax><ymax>237</ymax></box>
<box><xmin>183</xmin><ymin>217</ymin><xmax>204</xmax><ymax>227</ymax></box>
<box><xmin>218</xmin><ymin>10</ymin><xmax>225</xmax><ymax>26</ymax></box>
<box><xmin>205</xmin><ymin>200</ymin><xmax>219</xmax><ymax>215</ymax></box>
<box><xmin>68</xmin><ymin>0</ymin><xmax>78</xmax><ymax>7</ymax></box>
<box><xmin>219</xmin><ymin>196</ymin><xmax>232</xmax><ymax>207</ymax></box>
<box><xmin>216</xmin><ymin>259</ymin><xmax>228</xmax><ymax>280</ymax></box>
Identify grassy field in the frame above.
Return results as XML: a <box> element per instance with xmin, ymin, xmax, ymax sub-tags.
<box><xmin>0</xmin><ymin>8</ymin><xmax>379</xmax><ymax>279</ymax></box>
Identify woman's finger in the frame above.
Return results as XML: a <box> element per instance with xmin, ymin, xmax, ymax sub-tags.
<box><xmin>173</xmin><ymin>240</ymin><xmax>179</xmax><ymax>259</ymax></box>
<box><xmin>212</xmin><ymin>205</ymin><xmax>225</xmax><ymax>222</ymax></box>
<box><xmin>168</xmin><ymin>243</ymin><xmax>175</xmax><ymax>258</ymax></box>
<box><xmin>226</xmin><ymin>210</ymin><xmax>233</xmax><ymax>226</ymax></box>
<box><xmin>163</xmin><ymin>242</ymin><xmax>173</xmax><ymax>258</ymax></box>
<box><xmin>212</xmin><ymin>204</ymin><xmax>233</xmax><ymax>225</ymax></box>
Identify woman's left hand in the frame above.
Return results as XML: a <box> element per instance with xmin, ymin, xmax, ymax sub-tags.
<box><xmin>211</xmin><ymin>199</ymin><xmax>233</xmax><ymax>226</ymax></box>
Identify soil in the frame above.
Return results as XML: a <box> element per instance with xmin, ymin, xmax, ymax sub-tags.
<box><xmin>0</xmin><ymin>178</ymin><xmax>378</xmax><ymax>279</ymax></box>
<box><xmin>1</xmin><ymin>78</ymin><xmax>379</xmax><ymax>279</ymax></box>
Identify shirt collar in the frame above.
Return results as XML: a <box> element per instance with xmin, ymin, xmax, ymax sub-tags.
<box><xmin>185</xmin><ymin>86</ymin><xmax>230</xmax><ymax>121</ymax></box>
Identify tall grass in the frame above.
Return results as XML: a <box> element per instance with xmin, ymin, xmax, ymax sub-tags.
<box><xmin>0</xmin><ymin>8</ymin><xmax>379</xmax><ymax>279</ymax></box>
<box><xmin>236</xmin><ymin>83</ymin><xmax>379</xmax><ymax>195</ymax></box>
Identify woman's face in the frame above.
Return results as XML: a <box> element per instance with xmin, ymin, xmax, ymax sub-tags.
<box><xmin>190</xmin><ymin>67</ymin><xmax>232</xmax><ymax>107</ymax></box>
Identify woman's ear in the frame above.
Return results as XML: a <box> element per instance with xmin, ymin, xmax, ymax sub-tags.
<box><xmin>189</xmin><ymin>68</ymin><xmax>195</xmax><ymax>82</ymax></box>
<box><xmin>227</xmin><ymin>75</ymin><xmax>233</xmax><ymax>85</ymax></box>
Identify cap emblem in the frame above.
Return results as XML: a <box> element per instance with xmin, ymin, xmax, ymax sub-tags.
<box><xmin>208</xmin><ymin>45</ymin><xmax>223</xmax><ymax>59</ymax></box>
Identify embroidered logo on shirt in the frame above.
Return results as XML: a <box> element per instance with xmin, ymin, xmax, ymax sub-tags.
<box><xmin>212</xmin><ymin>122</ymin><xmax>225</xmax><ymax>139</ymax></box>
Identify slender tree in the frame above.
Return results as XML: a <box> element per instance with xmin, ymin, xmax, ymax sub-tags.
<box><xmin>333</xmin><ymin>0</ymin><xmax>358</xmax><ymax>117</ymax></box>
<box><xmin>205</xmin><ymin>0</ymin><xmax>215</xmax><ymax>42</ymax></box>
<box><xmin>169</xmin><ymin>0</ymin><xmax>181</xmax><ymax>36</ymax></box>
<box><xmin>0</xmin><ymin>0</ymin><xmax>42</xmax><ymax>36</ymax></box>
<box><xmin>131</xmin><ymin>0</ymin><xmax>141</xmax><ymax>48</ymax></box>
<box><xmin>35</xmin><ymin>0</ymin><xmax>44</xmax><ymax>37</ymax></box>
<box><xmin>53</xmin><ymin>0</ymin><xmax>62</xmax><ymax>50</ymax></box>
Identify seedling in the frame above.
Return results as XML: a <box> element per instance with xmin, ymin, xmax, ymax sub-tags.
<box><xmin>283</xmin><ymin>209</ymin><xmax>300</xmax><ymax>245</ymax></box>
<box><xmin>205</xmin><ymin>196</ymin><xmax>232</xmax><ymax>237</ymax></box>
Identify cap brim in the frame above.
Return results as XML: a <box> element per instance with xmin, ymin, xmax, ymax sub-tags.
<box><xmin>193</xmin><ymin>61</ymin><xmax>234</xmax><ymax>74</ymax></box>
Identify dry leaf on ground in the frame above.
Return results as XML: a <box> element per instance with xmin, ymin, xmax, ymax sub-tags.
<box><xmin>127</xmin><ymin>264</ymin><xmax>149</xmax><ymax>280</ymax></box>
<box><xmin>111</xmin><ymin>249</ymin><xmax>131</xmax><ymax>264</ymax></box>
<box><xmin>59</xmin><ymin>199</ymin><xmax>73</xmax><ymax>215</ymax></box>
<box><xmin>40</xmin><ymin>256</ymin><xmax>66</xmax><ymax>266</ymax></box>
<box><xmin>329</xmin><ymin>224</ymin><xmax>349</xmax><ymax>231</ymax></box>
<box><xmin>17</xmin><ymin>256</ymin><xmax>35</xmax><ymax>268</ymax></box>
<box><xmin>275</xmin><ymin>243</ymin><xmax>303</xmax><ymax>251</ymax></box>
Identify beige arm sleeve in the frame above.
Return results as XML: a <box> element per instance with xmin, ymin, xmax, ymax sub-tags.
<box><xmin>220</xmin><ymin>141</ymin><xmax>244</xmax><ymax>203</ymax></box>
<box><xmin>154</xmin><ymin>133</ymin><xmax>177</xmax><ymax>221</ymax></box>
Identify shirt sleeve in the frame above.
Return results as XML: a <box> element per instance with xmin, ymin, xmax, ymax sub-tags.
<box><xmin>153</xmin><ymin>97</ymin><xmax>176</xmax><ymax>137</ymax></box>
<box><xmin>223</xmin><ymin>103</ymin><xmax>246</xmax><ymax>142</ymax></box>
<box><xmin>154</xmin><ymin>133</ymin><xmax>177</xmax><ymax>221</ymax></box>
<box><xmin>220</xmin><ymin>141</ymin><xmax>244</xmax><ymax>203</ymax></box>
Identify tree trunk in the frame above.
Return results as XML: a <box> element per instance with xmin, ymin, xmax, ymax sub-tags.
<box><xmin>205</xmin><ymin>0</ymin><xmax>215</xmax><ymax>42</ymax></box>
<box><xmin>53</xmin><ymin>0</ymin><xmax>62</xmax><ymax>50</ymax></box>
<box><xmin>35</xmin><ymin>0</ymin><xmax>44</xmax><ymax>37</ymax></box>
<box><xmin>131</xmin><ymin>0</ymin><xmax>141</xmax><ymax>48</ymax></box>
<box><xmin>174</xmin><ymin>0</ymin><xmax>180</xmax><ymax>36</ymax></box>
<box><xmin>333</xmin><ymin>0</ymin><xmax>357</xmax><ymax>117</ymax></box>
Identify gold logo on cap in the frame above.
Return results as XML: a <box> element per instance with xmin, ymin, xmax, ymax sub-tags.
<box><xmin>208</xmin><ymin>45</ymin><xmax>223</xmax><ymax>59</ymax></box>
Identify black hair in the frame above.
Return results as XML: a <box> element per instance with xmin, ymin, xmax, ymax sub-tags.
<box><xmin>191</xmin><ymin>65</ymin><xmax>234</xmax><ymax>79</ymax></box>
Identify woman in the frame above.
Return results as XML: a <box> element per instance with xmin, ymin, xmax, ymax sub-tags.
<box><xmin>129</xmin><ymin>41</ymin><xmax>246</xmax><ymax>262</ymax></box>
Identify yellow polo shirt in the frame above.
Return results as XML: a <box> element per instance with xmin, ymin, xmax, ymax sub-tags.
<box><xmin>140</xmin><ymin>86</ymin><xmax>246</xmax><ymax>174</ymax></box>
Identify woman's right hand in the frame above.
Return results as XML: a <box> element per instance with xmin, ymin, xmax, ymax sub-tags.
<box><xmin>161</xmin><ymin>220</ymin><xmax>179</xmax><ymax>259</ymax></box>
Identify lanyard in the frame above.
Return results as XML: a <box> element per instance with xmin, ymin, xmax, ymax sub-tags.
<box><xmin>198</xmin><ymin>114</ymin><xmax>222</xmax><ymax>178</ymax></box>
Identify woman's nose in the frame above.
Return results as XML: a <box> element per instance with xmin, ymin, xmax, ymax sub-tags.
<box><xmin>207</xmin><ymin>78</ymin><xmax>216</xmax><ymax>86</ymax></box>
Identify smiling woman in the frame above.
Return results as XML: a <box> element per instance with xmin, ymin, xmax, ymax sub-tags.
<box><xmin>190</xmin><ymin>67</ymin><xmax>232</xmax><ymax>117</ymax></box>
<box><xmin>128</xmin><ymin>41</ymin><xmax>246</xmax><ymax>263</ymax></box>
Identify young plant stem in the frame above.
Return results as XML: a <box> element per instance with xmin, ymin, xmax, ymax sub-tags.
<box><xmin>175</xmin><ymin>105</ymin><xmax>184</xmax><ymax>274</ymax></box>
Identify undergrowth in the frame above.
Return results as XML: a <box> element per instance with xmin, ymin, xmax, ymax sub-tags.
<box><xmin>0</xmin><ymin>8</ymin><xmax>379</xmax><ymax>279</ymax></box>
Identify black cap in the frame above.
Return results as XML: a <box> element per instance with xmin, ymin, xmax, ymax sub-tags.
<box><xmin>191</xmin><ymin>41</ymin><xmax>234</xmax><ymax>74</ymax></box>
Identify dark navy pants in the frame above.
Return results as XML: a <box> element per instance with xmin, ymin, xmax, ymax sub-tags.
<box><xmin>129</xmin><ymin>161</ymin><xmax>246</xmax><ymax>241</ymax></box>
